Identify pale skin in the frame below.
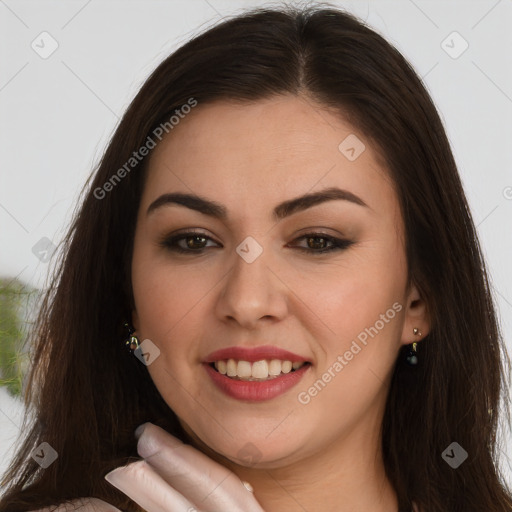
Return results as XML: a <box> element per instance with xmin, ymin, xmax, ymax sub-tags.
<box><xmin>45</xmin><ymin>95</ymin><xmax>429</xmax><ymax>512</ymax></box>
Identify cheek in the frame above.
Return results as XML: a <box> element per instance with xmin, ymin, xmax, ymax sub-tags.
<box><xmin>307</xmin><ymin>240</ymin><xmax>407</xmax><ymax>370</ymax></box>
<box><xmin>131</xmin><ymin>240</ymin><xmax>216</xmax><ymax>341</ymax></box>
<box><xmin>292</xmin><ymin>263</ymin><xmax>405</xmax><ymax>433</ymax></box>
<box><xmin>308</xmin><ymin>234</ymin><xmax>406</xmax><ymax>315</ymax></box>
<box><xmin>131</xmin><ymin>249</ymin><xmax>211</xmax><ymax>415</ymax></box>
<box><xmin>130</xmin><ymin>242</ymin><xmax>223</xmax><ymax>413</ymax></box>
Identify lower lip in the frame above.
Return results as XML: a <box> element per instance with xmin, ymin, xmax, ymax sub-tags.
<box><xmin>203</xmin><ymin>363</ymin><xmax>311</xmax><ymax>402</ymax></box>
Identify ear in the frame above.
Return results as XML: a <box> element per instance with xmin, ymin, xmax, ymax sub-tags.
<box><xmin>400</xmin><ymin>282</ymin><xmax>430</xmax><ymax>346</ymax></box>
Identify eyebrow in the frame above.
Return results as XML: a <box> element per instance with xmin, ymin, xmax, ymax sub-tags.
<box><xmin>146</xmin><ymin>186</ymin><xmax>369</xmax><ymax>221</ymax></box>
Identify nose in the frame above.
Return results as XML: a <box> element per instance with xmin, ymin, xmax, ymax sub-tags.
<box><xmin>215</xmin><ymin>245</ymin><xmax>289</xmax><ymax>330</ymax></box>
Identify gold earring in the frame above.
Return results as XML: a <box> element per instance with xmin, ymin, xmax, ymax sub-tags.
<box><xmin>406</xmin><ymin>328</ymin><xmax>422</xmax><ymax>365</ymax></box>
<box><xmin>123</xmin><ymin>322</ymin><xmax>140</xmax><ymax>352</ymax></box>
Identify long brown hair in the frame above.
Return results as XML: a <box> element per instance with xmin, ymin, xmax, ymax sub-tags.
<box><xmin>1</xmin><ymin>4</ymin><xmax>511</xmax><ymax>511</ymax></box>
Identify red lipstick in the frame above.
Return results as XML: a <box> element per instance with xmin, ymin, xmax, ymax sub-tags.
<box><xmin>203</xmin><ymin>345</ymin><xmax>312</xmax><ymax>402</ymax></box>
<box><xmin>204</xmin><ymin>345</ymin><xmax>311</xmax><ymax>364</ymax></box>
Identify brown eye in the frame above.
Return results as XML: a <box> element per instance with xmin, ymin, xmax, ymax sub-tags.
<box><xmin>306</xmin><ymin>236</ymin><xmax>328</xmax><ymax>250</ymax></box>
<box><xmin>183</xmin><ymin>235</ymin><xmax>208</xmax><ymax>249</ymax></box>
<box><xmin>159</xmin><ymin>232</ymin><xmax>219</xmax><ymax>253</ymax></box>
<box><xmin>289</xmin><ymin>233</ymin><xmax>354</xmax><ymax>255</ymax></box>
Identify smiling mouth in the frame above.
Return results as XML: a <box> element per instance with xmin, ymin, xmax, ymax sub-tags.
<box><xmin>208</xmin><ymin>360</ymin><xmax>312</xmax><ymax>382</ymax></box>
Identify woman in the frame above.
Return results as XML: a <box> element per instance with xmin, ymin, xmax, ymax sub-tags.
<box><xmin>1</xmin><ymin>4</ymin><xmax>511</xmax><ymax>512</ymax></box>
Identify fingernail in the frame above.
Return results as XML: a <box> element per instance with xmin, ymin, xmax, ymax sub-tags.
<box><xmin>135</xmin><ymin>423</ymin><xmax>148</xmax><ymax>440</ymax></box>
<box><xmin>137</xmin><ymin>427</ymin><xmax>183</xmax><ymax>459</ymax></box>
<box><xmin>137</xmin><ymin>429</ymin><xmax>161</xmax><ymax>458</ymax></box>
<box><xmin>104</xmin><ymin>466</ymin><xmax>127</xmax><ymax>486</ymax></box>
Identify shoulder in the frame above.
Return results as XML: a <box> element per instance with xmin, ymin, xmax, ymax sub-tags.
<box><xmin>29</xmin><ymin>498</ymin><xmax>122</xmax><ymax>512</ymax></box>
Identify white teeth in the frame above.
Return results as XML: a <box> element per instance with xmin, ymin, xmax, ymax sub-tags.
<box><xmin>217</xmin><ymin>360</ymin><xmax>227</xmax><ymax>375</ymax></box>
<box><xmin>281</xmin><ymin>360</ymin><xmax>292</xmax><ymax>374</ymax></box>
<box><xmin>237</xmin><ymin>360</ymin><xmax>252</xmax><ymax>378</ymax></box>
<box><xmin>268</xmin><ymin>359</ymin><xmax>282</xmax><ymax>376</ymax></box>
<box><xmin>226</xmin><ymin>358</ymin><xmax>237</xmax><ymax>377</ymax></box>
<box><xmin>251</xmin><ymin>360</ymin><xmax>268</xmax><ymax>379</ymax></box>
<box><xmin>212</xmin><ymin>359</ymin><xmax>306</xmax><ymax>380</ymax></box>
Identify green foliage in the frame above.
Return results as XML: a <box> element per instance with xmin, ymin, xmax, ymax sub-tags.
<box><xmin>0</xmin><ymin>277</ymin><xmax>36</xmax><ymax>397</ymax></box>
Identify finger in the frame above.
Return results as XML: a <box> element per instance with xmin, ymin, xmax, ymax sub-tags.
<box><xmin>136</xmin><ymin>423</ymin><xmax>264</xmax><ymax>512</ymax></box>
<box><xmin>105</xmin><ymin>460</ymin><xmax>198</xmax><ymax>512</ymax></box>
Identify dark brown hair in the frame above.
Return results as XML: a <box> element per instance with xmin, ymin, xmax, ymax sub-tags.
<box><xmin>1</xmin><ymin>4</ymin><xmax>511</xmax><ymax>511</ymax></box>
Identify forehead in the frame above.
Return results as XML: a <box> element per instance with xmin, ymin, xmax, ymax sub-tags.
<box><xmin>142</xmin><ymin>95</ymin><xmax>394</xmax><ymax>217</ymax></box>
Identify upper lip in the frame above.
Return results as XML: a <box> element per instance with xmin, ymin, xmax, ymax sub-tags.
<box><xmin>203</xmin><ymin>345</ymin><xmax>312</xmax><ymax>364</ymax></box>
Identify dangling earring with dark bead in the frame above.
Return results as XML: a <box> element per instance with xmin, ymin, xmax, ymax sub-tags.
<box><xmin>123</xmin><ymin>321</ymin><xmax>140</xmax><ymax>352</ymax></box>
<box><xmin>406</xmin><ymin>327</ymin><xmax>422</xmax><ymax>365</ymax></box>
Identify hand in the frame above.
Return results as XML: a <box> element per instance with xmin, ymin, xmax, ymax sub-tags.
<box><xmin>105</xmin><ymin>422</ymin><xmax>265</xmax><ymax>512</ymax></box>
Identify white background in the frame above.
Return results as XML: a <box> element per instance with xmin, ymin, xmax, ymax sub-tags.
<box><xmin>1</xmin><ymin>0</ymin><xmax>511</xmax><ymax>488</ymax></box>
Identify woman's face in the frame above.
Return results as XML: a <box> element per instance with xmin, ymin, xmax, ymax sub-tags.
<box><xmin>131</xmin><ymin>95</ymin><xmax>427</xmax><ymax>469</ymax></box>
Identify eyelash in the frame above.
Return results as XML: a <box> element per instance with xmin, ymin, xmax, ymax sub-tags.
<box><xmin>159</xmin><ymin>231</ymin><xmax>354</xmax><ymax>255</ymax></box>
